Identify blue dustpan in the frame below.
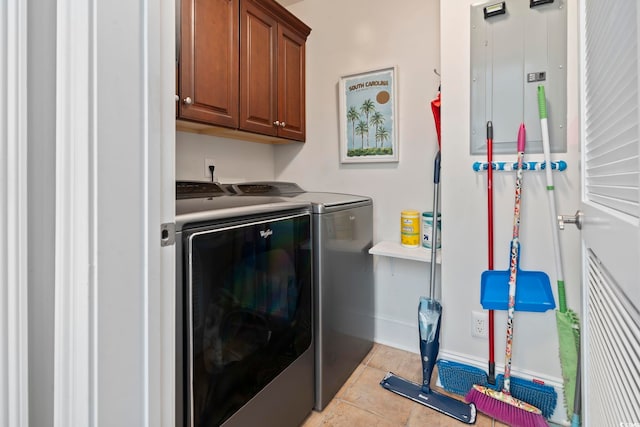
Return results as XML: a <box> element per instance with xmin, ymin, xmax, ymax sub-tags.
<box><xmin>480</xmin><ymin>247</ymin><xmax>555</xmax><ymax>312</ymax></box>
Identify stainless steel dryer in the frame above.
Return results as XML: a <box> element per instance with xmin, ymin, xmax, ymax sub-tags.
<box><xmin>175</xmin><ymin>182</ymin><xmax>316</xmax><ymax>427</ymax></box>
<box><xmin>227</xmin><ymin>182</ymin><xmax>374</xmax><ymax>410</ymax></box>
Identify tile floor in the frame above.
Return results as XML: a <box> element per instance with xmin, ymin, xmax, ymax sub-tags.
<box><xmin>300</xmin><ymin>343</ymin><xmax>509</xmax><ymax>427</ymax></box>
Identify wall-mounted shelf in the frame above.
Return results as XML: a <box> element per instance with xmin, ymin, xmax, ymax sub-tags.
<box><xmin>369</xmin><ymin>240</ymin><xmax>441</xmax><ymax>264</ymax></box>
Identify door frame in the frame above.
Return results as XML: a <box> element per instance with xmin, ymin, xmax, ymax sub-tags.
<box><xmin>0</xmin><ymin>0</ymin><xmax>30</xmax><ymax>425</ymax></box>
<box><xmin>53</xmin><ymin>0</ymin><xmax>175</xmax><ymax>426</ymax></box>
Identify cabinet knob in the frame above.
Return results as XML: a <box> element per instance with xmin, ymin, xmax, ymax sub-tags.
<box><xmin>183</xmin><ymin>96</ymin><xmax>193</xmax><ymax>105</ymax></box>
<box><xmin>175</xmin><ymin>94</ymin><xmax>179</xmax><ymax>102</ymax></box>
<box><xmin>280</xmin><ymin>121</ymin><xmax>286</xmax><ymax>128</ymax></box>
<box><xmin>273</xmin><ymin>120</ymin><xmax>281</xmax><ymax>127</ymax></box>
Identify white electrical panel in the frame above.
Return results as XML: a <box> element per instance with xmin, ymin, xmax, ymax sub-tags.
<box><xmin>470</xmin><ymin>0</ymin><xmax>567</xmax><ymax>154</ymax></box>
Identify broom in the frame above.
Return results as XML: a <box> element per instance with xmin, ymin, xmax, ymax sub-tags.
<box><xmin>466</xmin><ymin>124</ymin><xmax>548</xmax><ymax>427</ymax></box>
<box><xmin>437</xmin><ymin>123</ymin><xmax>557</xmax><ymax>419</ymax></box>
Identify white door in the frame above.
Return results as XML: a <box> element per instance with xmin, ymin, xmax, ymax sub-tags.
<box><xmin>579</xmin><ymin>0</ymin><xmax>640</xmax><ymax>425</ymax></box>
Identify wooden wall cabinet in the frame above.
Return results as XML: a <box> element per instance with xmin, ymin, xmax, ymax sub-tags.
<box><xmin>178</xmin><ymin>0</ymin><xmax>239</xmax><ymax>128</ymax></box>
<box><xmin>177</xmin><ymin>0</ymin><xmax>311</xmax><ymax>142</ymax></box>
<box><xmin>240</xmin><ymin>0</ymin><xmax>310</xmax><ymax>141</ymax></box>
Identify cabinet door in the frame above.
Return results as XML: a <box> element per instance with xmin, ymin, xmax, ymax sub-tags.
<box><xmin>179</xmin><ymin>0</ymin><xmax>239</xmax><ymax>127</ymax></box>
<box><xmin>277</xmin><ymin>24</ymin><xmax>306</xmax><ymax>141</ymax></box>
<box><xmin>239</xmin><ymin>0</ymin><xmax>278</xmax><ymax>136</ymax></box>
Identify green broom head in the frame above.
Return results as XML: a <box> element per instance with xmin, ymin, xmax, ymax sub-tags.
<box><xmin>466</xmin><ymin>384</ymin><xmax>548</xmax><ymax>427</ymax></box>
<box><xmin>556</xmin><ymin>309</ymin><xmax>580</xmax><ymax>420</ymax></box>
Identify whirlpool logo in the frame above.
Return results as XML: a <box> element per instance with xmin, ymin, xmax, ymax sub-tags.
<box><xmin>260</xmin><ymin>229</ymin><xmax>273</xmax><ymax>239</ymax></box>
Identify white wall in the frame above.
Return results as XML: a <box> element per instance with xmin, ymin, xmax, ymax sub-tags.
<box><xmin>440</xmin><ymin>0</ymin><xmax>581</xmax><ymax>385</ymax></box>
<box><xmin>176</xmin><ymin>131</ymin><xmax>276</xmax><ymax>182</ymax></box>
<box><xmin>282</xmin><ymin>0</ymin><xmax>582</xmax><ymax>399</ymax></box>
<box><xmin>277</xmin><ymin>0</ymin><xmax>442</xmax><ymax>353</ymax></box>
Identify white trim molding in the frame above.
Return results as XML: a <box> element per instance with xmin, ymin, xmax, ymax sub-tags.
<box><xmin>1</xmin><ymin>0</ymin><xmax>30</xmax><ymax>426</ymax></box>
<box><xmin>145</xmin><ymin>0</ymin><xmax>177</xmax><ymax>426</ymax></box>
<box><xmin>146</xmin><ymin>0</ymin><xmax>178</xmax><ymax>425</ymax></box>
<box><xmin>53</xmin><ymin>0</ymin><xmax>175</xmax><ymax>425</ymax></box>
<box><xmin>54</xmin><ymin>0</ymin><xmax>96</xmax><ymax>425</ymax></box>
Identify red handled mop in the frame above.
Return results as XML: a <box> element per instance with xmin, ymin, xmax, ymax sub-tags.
<box><xmin>466</xmin><ymin>124</ymin><xmax>548</xmax><ymax>427</ymax></box>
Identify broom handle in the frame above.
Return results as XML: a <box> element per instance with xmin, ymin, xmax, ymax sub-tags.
<box><xmin>538</xmin><ymin>86</ymin><xmax>567</xmax><ymax>313</ymax></box>
<box><xmin>487</xmin><ymin>122</ymin><xmax>494</xmax><ymax>274</ymax></box>
<box><xmin>430</xmin><ymin>151</ymin><xmax>441</xmax><ymax>300</ymax></box>
<box><xmin>487</xmin><ymin>122</ymin><xmax>496</xmax><ymax>383</ymax></box>
<box><xmin>504</xmin><ymin>124</ymin><xmax>526</xmax><ymax>395</ymax></box>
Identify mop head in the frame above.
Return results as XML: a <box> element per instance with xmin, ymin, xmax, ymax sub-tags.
<box><xmin>557</xmin><ymin>309</ymin><xmax>580</xmax><ymax>419</ymax></box>
<box><xmin>437</xmin><ymin>359</ymin><xmax>557</xmax><ymax>418</ymax></box>
<box><xmin>466</xmin><ymin>384</ymin><xmax>548</xmax><ymax>427</ymax></box>
<box><xmin>380</xmin><ymin>372</ymin><xmax>477</xmax><ymax>424</ymax></box>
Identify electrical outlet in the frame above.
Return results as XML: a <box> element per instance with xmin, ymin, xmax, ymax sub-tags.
<box><xmin>203</xmin><ymin>158</ymin><xmax>215</xmax><ymax>180</ymax></box>
<box><xmin>471</xmin><ymin>311</ymin><xmax>488</xmax><ymax>338</ymax></box>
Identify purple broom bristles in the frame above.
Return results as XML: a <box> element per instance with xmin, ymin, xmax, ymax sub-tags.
<box><xmin>466</xmin><ymin>385</ymin><xmax>548</xmax><ymax>427</ymax></box>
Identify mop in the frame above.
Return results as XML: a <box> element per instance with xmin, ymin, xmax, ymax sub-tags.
<box><xmin>465</xmin><ymin>124</ymin><xmax>548</xmax><ymax>427</ymax></box>
<box><xmin>380</xmin><ymin>150</ymin><xmax>477</xmax><ymax>424</ymax></box>
<box><xmin>537</xmin><ymin>85</ymin><xmax>580</xmax><ymax>421</ymax></box>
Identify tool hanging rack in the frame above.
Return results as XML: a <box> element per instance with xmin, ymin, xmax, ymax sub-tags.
<box><xmin>472</xmin><ymin>160</ymin><xmax>567</xmax><ymax>172</ymax></box>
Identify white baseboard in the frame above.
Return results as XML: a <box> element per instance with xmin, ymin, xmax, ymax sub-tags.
<box><xmin>373</xmin><ymin>314</ymin><xmax>419</xmax><ymax>354</ymax></box>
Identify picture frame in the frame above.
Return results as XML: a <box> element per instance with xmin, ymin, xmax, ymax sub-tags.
<box><xmin>339</xmin><ymin>66</ymin><xmax>399</xmax><ymax>163</ymax></box>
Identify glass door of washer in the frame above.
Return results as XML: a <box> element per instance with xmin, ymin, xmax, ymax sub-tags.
<box><xmin>185</xmin><ymin>212</ymin><xmax>312</xmax><ymax>427</ymax></box>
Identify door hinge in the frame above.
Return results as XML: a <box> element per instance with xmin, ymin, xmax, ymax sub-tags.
<box><xmin>161</xmin><ymin>222</ymin><xmax>176</xmax><ymax>246</ymax></box>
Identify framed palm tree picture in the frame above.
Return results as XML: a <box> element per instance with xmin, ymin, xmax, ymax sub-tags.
<box><xmin>339</xmin><ymin>66</ymin><xmax>399</xmax><ymax>163</ymax></box>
